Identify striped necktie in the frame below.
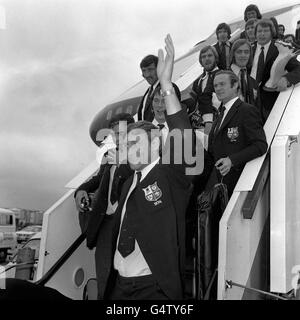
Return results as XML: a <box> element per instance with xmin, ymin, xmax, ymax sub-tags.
<box><xmin>214</xmin><ymin>104</ymin><xmax>226</xmax><ymax>134</ymax></box>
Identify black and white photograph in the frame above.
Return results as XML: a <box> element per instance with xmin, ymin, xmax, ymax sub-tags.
<box><xmin>0</xmin><ymin>0</ymin><xmax>300</xmax><ymax>306</ymax></box>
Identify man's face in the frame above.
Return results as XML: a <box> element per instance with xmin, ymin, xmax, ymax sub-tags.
<box><xmin>217</xmin><ymin>28</ymin><xmax>229</xmax><ymax>43</ymax></box>
<box><xmin>112</xmin><ymin>122</ymin><xmax>127</xmax><ymax>149</ymax></box>
<box><xmin>256</xmin><ymin>25</ymin><xmax>272</xmax><ymax>45</ymax></box>
<box><xmin>200</xmin><ymin>49</ymin><xmax>216</xmax><ymax>72</ymax></box>
<box><xmin>246</xmin><ymin>10</ymin><xmax>257</xmax><ymax>20</ymax></box>
<box><xmin>278</xmin><ymin>26</ymin><xmax>285</xmax><ymax>36</ymax></box>
<box><xmin>127</xmin><ymin>130</ymin><xmax>158</xmax><ymax>171</ymax></box>
<box><xmin>152</xmin><ymin>92</ymin><xmax>166</xmax><ymax>123</ymax></box>
<box><xmin>245</xmin><ymin>24</ymin><xmax>255</xmax><ymax>40</ymax></box>
<box><xmin>141</xmin><ymin>62</ymin><xmax>158</xmax><ymax>85</ymax></box>
<box><xmin>214</xmin><ymin>74</ymin><xmax>238</xmax><ymax>104</ymax></box>
<box><xmin>234</xmin><ymin>43</ymin><xmax>251</xmax><ymax>68</ymax></box>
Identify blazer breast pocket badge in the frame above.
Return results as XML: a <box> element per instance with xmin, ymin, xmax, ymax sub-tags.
<box><xmin>227</xmin><ymin>127</ymin><xmax>239</xmax><ymax>142</ymax></box>
<box><xmin>143</xmin><ymin>182</ymin><xmax>162</xmax><ymax>206</ymax></box>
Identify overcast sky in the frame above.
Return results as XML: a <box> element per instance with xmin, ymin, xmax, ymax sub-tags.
<box><xmin>0</xmin><ymin>0</ymin><xmax>299</xmax><ymax>210</ymax></box>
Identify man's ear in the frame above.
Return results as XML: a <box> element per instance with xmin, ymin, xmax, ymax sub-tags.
<box><xmin>233</xmin><ymin>81</ymin><xmax>239</xmax><ymax>91</ymax></box>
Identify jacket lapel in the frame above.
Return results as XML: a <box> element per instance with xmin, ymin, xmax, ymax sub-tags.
<box><xmin>265</xmin><ymin>41</ymin><xmax>278</xmax><ymax>66</ymax></box>
<box><xmin>215</xmin><ymin>99</ymin><xmax>241</xmax><ymax>137</ymax></box>
<box><xmin>113</xmin><ymin>175</ymin><xmax>134</xmax><ymax>227</ymax></box>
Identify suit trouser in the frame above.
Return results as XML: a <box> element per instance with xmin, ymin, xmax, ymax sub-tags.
<box><xmin>109</xmin><ymin>274</ymin><xmax>169</xmax><ymax>300</ymax></box>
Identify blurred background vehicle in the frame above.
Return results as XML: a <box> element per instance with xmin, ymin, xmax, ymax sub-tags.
<box><xmin>0</xmin><ymin>208</ymin><xmax>17</xmax><ymax>262</ymax></box>
<box><xmin>16</xmin><ymin>225</ymin><xmax>42</xmax><ymax>243</ymax></box>
<box><xmin>5</xmin><ymin>232</ymin><xmax>42</xmax><ymax>281</ymax></box>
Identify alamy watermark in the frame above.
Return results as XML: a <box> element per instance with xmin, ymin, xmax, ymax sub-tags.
<box><xmin>95</xmin><ymin>121</ymin><xmax>205</xmax><ymax>176</ymax></box>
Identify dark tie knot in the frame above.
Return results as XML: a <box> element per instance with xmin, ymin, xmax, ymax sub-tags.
<box><xmin>219</xmin><ymin>105</ymin><xmax>226</xmax><ymax>115</ymax></box>
<box><xmin>157</xmin><ymin>123</ymin><xmax>165</xmax><ymax>130</ymax></box>
<box><xmin>240</xmin><ymin>68</ymin><xmax>247</xmax><ymax>77</ymax></box>
<box><xmin>261</xmin><ymin>46</ymin><xmax>264</xmax><ymax>51</ymax></box>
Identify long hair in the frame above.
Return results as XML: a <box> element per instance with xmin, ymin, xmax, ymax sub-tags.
<box><xmin>244</xmin><ymin>4</ymin><xmax>262</xmax><ymax>21</ymax></box>
<box><xmin>215</xmin><ymin>23</ymin><xmax>232</xmax><ymax>40</ymax></box>
<box><xmin>229</xmin><ymin>39</ymin><xmax>253</xmax><ymax>70</ymax></box>
<box><xmin>255</xmin><ymin>19</ymin><xmax>277</xmax><ymax>39</ymax></box>
<box><xmin>199</xmin><ymin>45</ymin><xmax>219</xmax><ymax>67</ymax></box>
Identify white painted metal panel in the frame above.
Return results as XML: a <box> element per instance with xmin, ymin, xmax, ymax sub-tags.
<box><xmin>218</xmin><ymin>185</ymin><xmax>269</xmax><ymax>300</ymax></box>
<box><xmin>36</xmin><ymin>190</ymin><xmax>96</xmax><ymax>299</ymax></box>
<box><xmin>270</xmin><ymin>136</ymin><xmax>288</xmax><ymax>292</ymax></box>
<box><xmin>276</xmin><ymin>84</ymin><xmax>300</xmax><ymax>137</ymax></box>
<box><xmin>235</xmin><ymin>88</ymin><xmax>294</xmax><ymax>192</ymax></box>
<box><xmin>271</xmin><ymin>134</ymin><xmax>300</xmax><ymax>293</ymax></box>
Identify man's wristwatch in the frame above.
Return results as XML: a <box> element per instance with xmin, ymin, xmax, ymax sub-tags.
<box><xmin>160</xmin><ymin>87</ymin><xmax>175</xmax><ymax>97</ymax></box>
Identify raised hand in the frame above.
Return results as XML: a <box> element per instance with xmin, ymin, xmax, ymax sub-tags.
<box><xmin>157</xmin><ymin>34</ymin><xmax>175</xmax><ymax>89</ymax></box>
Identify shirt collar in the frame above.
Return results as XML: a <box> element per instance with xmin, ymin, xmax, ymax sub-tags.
<box><xmin>152</xmin><ymin>80</ymin><xmax>159</xmax><ymax>90</ymax></box>
<box><xmin>137</xmin><ymin>157</ymin><xmax>160</xmax><ymax>182</ymax></box>
<box><xmin>231</xmin><ymin>64</ymin><xmax>240</xmax><ymax>76</ymax></box>
<box><xmin>218</xmin><ymin>40</ymin><xmax>230</xmax><ymax>47</ymax></box>
<box><xmin>203</xmin><ymin>66</ymin><xmax>218</xmax><ymax>78</ymax></box>
<box><xmin>257</xmin><ymin>40</ymin><xmax>271</xmax><ymax>53</ymax></box>
<box><xmin>231</xmin><ymin>64</ymin><xmax>246</xmax><ymax>76</ymax></box>
<box><xmin>152</xmin><ymin>118</ymin><xmax>168</xmax><ymax>129</ymax></box>
<box><xmin>224</xmin><ymin>96</ymin><xmax>239</xmax><ymax>112</ymax></box>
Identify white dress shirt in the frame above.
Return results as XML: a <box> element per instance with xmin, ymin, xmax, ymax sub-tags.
<box><xmin>250</xmin><ymin>41</ymin><xmax>271</xmax><ymax>80</ymax></box>
<box><xmin>219</xmin><ymin>96</ymin><xmax>239</xmax><ymax>127</ymax></box>
<box><xmin>114</xmin><ymin>157</ymin><xmax>160</xmax><ymax>277</ymax></box>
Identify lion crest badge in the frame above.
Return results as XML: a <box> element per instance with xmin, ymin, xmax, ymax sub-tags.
<box><xmin>227</xmin><ymin>127</ymin><xmax>239</xmax><ymax>142</ymax></box>
<box><xmin>143</xmin><ymin>182</ymin><xmax>162</xmax><ymax>202</ymax></box>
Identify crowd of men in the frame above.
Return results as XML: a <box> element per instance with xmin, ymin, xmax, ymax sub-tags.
<box><xmin>75</xmin><ymin>4</ymin><xmax>300</xmax><ymax>300</ymax></box>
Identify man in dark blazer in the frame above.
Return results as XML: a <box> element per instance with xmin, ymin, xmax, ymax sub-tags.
<box><xmin>184</xmin><ymin>45</ymin><xmax>221</xmax><ymax>135</ymax></box>
<box><xmin>206</xmin><ymin>70</ymin><xmax>267</xmax><ymax>197</ymax></box>
<box><xmin>99</xmin><ymin>35</ymin><xmax>197</xmax><ymax>300</ymax></box>
<box><xmin>137</xmin><ymin>54</ymin><xmax>181</xmax><ymax>122</ymax></box>
<box><xmin>74</xmin><ymin>112</ymin><xmax>134</xmax><ymax>299</ymax></box>
<box><xmin>213</xmin><ymin>23</ymin><xmax>232</xmax><ymax>70</ymax></box>
<box><xmin>229</xmin><ymin>38</ymin><xmax>258</xmax><ymax>106</ymax></box>
<box><xmin>250</xmin><ymin>19</ymin><xmax>300</xmax><ymax>122</ymax></box>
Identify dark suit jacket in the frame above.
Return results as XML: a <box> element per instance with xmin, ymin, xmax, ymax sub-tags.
<box><xmin>137</xmin><ymin>82</ymin><xmax>181</xmax><ymax>121</ymax></box>
<box><xmin>76</xmin><ymin>163</ymin><xmax>133</xmax><ymax>248</ymax></box>
<box><xmin>252</xmin><ymin>40</ymin><xmax>300</xmax><ymax>121</ymax></box>
<box><xmin>76</xmin><ymin>163</ymin><xmax>133</xmax><ymax>299</ymax></box>
<box><xmin>191</xmin><ymin>69</ymin><xmax>219</xmax><ymax>115</ymax></box>
<box><xmin>183</xmin><ymin>69</ymin><xmax>219</xmax><ymax>129</ymax></box>
<box><xmin>100</xmin><ymin>109</ymin><xmax>194</xmax><ymax>300</ymax></box>
<box><xmin>207</xmin><ymin>98</ymin><xmax>267</xmax><ymax>196</ymax></box>
<box><xmin>213</xmin><ymin>42</ymin><xmax>232</xmax><ymax>70</ymax></box>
